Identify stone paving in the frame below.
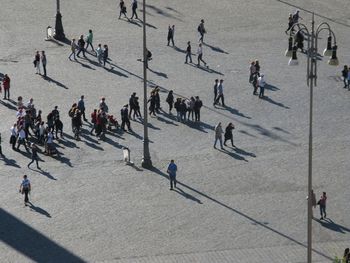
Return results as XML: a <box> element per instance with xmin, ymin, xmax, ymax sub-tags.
<box><xmin>1</xmin><ymin>0</ymin><xmax>350</xmax><ymax>262</ymax></box>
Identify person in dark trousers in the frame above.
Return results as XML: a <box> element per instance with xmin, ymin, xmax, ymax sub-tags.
<box><xmin>295</xmin><ymin>30</ymin><xmax>304</xmax><ymax>52</ymax></box>
<box><xmin>28</xmin><ymin>143</ymin><xmax>40</xmax><ymax>169</ymax></box>
<box><xmin>54</xmin><ymin>117</ymin><xmax>63</xmax><ymax>139</ymax></box>
<box><xmin>130</xmin><ymin>0</ymin><xmax>138</xmax><ymax>19</ymax></box>
<box><xmin>0</xmin><ymin>132</ymin><xmax>3</xmax><ymax>156</ymax></box>
<box><xmin>10</xmin><ymin>123</ymin><xmax>17</xmax><ymax>150</ymax></box>
<box><xmin>197</xmin><ymin>43</ymin><xmax>207</xmax><ymax>67</ymax></box>
<box><xmin>179</xmin><ymin>99</ymin><xmax>187</xmax><ymax>122</ymax></box>
<box><xmin>19</xmin><ymin>175</ymin><xmax>31</xmax><ymax>206</ymax></box>
<box><xmin>85</xmin><ymin>29</ymin><xmax>94</xmax><ymax>52</ymax></box>
<box><xmin>90</xmin><ymin>109</ymin><xmax>97</xmax><ymax>134</ymax></box>
<box><xmin>341</xmin><ymin>65</ymin><xmax>348</xmax><ymax>88</ymax></box>
<box><xmin>68</xmin><ymin>38</ymin><xmax>77</xmax><ymax>60</ymax></box>
<box><xmin>119</xmin><ymin>0</ymin><xmax>128</xmax><ymax>19</ymax></box>
<box><xmin>214</xmin><ymin>79</ymin><xmax>225</xmax><ymax>106</ymax></box>
<box><xmin>128</xmin><ymin>92</ymin><xmax>137</xmax><ymax>119</ymax></box>
<box><xmin>224</xmin><ymin>123</ymin><xmax>235</xmax><ymax>147</ymax></box>
<box><xmin>166</xmin><ymin>90</ymin><xmax>174</xmax><ymax>114</ymax></box>
<box><xmin>285</xmin><ymin>13</ymin><xmax>294</xmax><ymax>34</ymax></box>
<box><xmin>174</xmin><ymin>98</ymin><xmax>181</xmax><ymax>121</ymax></box>
<box><xmin>213</xmin><ymin>79</ymin><xmax>218</xmax><ymax>103</ymax></box>
<box><xmin>154</xmin><ymin>88</ymin><xmax>161</xmax><ymax>113</ymax></box>
<box><xmin>134</xmin><ymin>97</ymin><xmax>142</xmax><ymax>119</ymax></box>
<box><xmin>318</xmin><ymin>192</ymin><xmax>327</xmax><ymax>220</ymax></box>
<box><xmin>258</xmin><ymin>74</ymin><xmax>266</xmax><ymax>98</ymax></box>
<box><xmin>120</xmin><ymin>104</ymin><xmax>132</xmax><ymax>131</ymax></box>
<box><xmin>145</xmin><ymin>49</ymin><xmax>152</xmax><ymax>69</ymax></box>
<box><xmin>194</xmin><ymin>96</ymin><xmax>203</xmax><ymax>122</ymax></box>
<box><xmin>78</xmin><ymin>95</ymin><xmax>88</xmax><ymax>121</ymax></box>
<box><xmin>167</xmin><ymin>25</ymin><xmax>175</xmax><ymax>46</ymax></box>
<box><xmin>76</xmin><ymin>35</ymin><xmax>86</xmax><ymax>58</ymax></box>
<box><xmin>3</xmin><ymin>74</ymin><xmax>10</xmax><ymax>100</ymax></box>
<box><xmin>103</xmin><ymin>44</ymin><xmax>109</xmax><ymax>67</ymax></box>
<box><xmin>185</xmin><ymin>41</ymin><xmax>192</xmax><ymax>64</ymax></box>
<box><xmin>41</xmin><ymin>51</ymin><xmax>47</xmax><ymax>77</ymax></box>
<box><xmin>148</xmin><ymin>91</ymin><xmax>157</xmax><ymax>116</ymax></box>
<box><xmin>197</xmin><ymin>19</ymin><xmax>206</xmax><ymax>43</ymax></box>
<box><xmin>252</xmin><ymin>72</ymin><xmax>259</xmax><ymax>95</ymax></box>
<box><xmin>167</xmin><ymin>160</ymin><xmax>177</xmax><ymax>190</ymax></box>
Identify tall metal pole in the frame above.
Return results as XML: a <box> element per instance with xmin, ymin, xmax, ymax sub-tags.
<box><xmin>307</xmin><ymin>12</ymin><xmax>315</xmax><ymax>263</ymax></box>
<box><xmin>54</xmin><ymin>0</ymin><xmax>65</xmax><ymax>40</ymax></box>
<box><xmin>141</xmin><ymin>0</ymin><xmax>152</xmax><ymax>168</ymax></box>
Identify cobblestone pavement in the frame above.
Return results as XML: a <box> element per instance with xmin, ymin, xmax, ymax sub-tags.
<box><xmin>1</xmin><ymin>0</ymin><xmax>349</xmax><ymax>262</ymax></box>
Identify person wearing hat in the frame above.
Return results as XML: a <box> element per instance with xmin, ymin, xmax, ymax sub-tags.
<box><xmin>28</xmin><ymin>143</ymin><xmax>40</xmax><ymax>169</ymax></box>
<box><xmin>19</xmin><ymin>175</ymin><xmax>31</xmax><ymax>206</ymax></box>
<box><xmin>120</xmin><ymin>104</ymin><xmax>132</xmax><ymax>131</ymax></box>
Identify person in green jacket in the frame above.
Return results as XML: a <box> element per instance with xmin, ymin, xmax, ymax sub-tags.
<box><xmin>86</xmin><ymin>29</ymin><xmax>94</xmax><ymax>52</ymax></box>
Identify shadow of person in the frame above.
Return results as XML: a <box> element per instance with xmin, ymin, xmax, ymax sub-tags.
<box><xmin>233</xmin><ymin>146</ymin><xmax>256</xmax><ymax>158</ymax></box>
<box><xmin>187</xmin><ymin>63</ymin><xmax>224</xmax><ymax>76</ymax></box>
<box><xmin>75</xmin><ymin>59</ymin><xmax>96</xmax><ymax>70</ymax></box>
<box><xmin>217</xmin><ymin>148</ymin><xmax>248</xmax><ymax>162</ymax></box>
<box><xmin>148</xmin><ymin>68</ymin><xmax>168</xmax><ymax>78</ymax></box>
<box><xmin>264</xmin><ymin>84</ymin><xmax>280</xmax><ymax>91</ymax></box>
<box><xmin>28</xmin><ymin>202</ymin><xmax>51</xmax><ymax>218</ymax></box>
<box><xmin>315</xmin><ymin>218</ymin><xmax>350</xmax><ymax>233</ymax></box>
<box><xmin>173</xmin><ymin>187</ymin><xmax>202</xmax><ymax>204</ymax></box>
<box><xmin>156</xmin><ymin>115</ymin><xmax>178</xmax><ymax>126</ymax></box>
<box><xmin>0</xmin><ymin>99</ymin><xmax>17</xmax><ymax>110</ymax></box>
<box><xmin>173</xmin><ymin>46</ymin><xmax>187</xmax><ymax>54</ymax></box>
<box><xmin>104</xmin><ymin>67</ymin><xmax>129</xmax><ymax>78</ymax></box>
<box><xmin>127</xmin><ymin>19</ymin><xmax>142</xmax><ymax>27</ymax></box>
<box><xmin>43</xmin><ymin>76</ymin><xmax>68</xmax><ymax>89</ymax></box>
<box><xmin>221</xmin><ymin>105</ymin><xmax>251</xmax><ymax>119</ymax></box>
<box><xmin>1</xmin><ymin>155</ymin><xmax>21</xmax><ymax>168</ymax></box>
<box><xmin>203</xmin><ymin>43</ymin><xmax>229</xmax><ymax>54</ymax></box>
<box><xmin>262</xmin><ymin>96</ymin><xmax>290</xmax><ymax>109</ymax></box>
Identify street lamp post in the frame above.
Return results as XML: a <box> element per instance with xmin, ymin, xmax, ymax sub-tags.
<box><xmin>141</xmin><ymin>0</ymin><xmax>152</xmax><ymax>168</ymax></box>
<box><xmin>286</xmin><ymin>13</ymin><xmax>338</xmax><ymax>263</ymax></box>
<box><xmin>54</xmin><ymin>0</ymin><xmax>65</xmax><ymax>40</ymax></box>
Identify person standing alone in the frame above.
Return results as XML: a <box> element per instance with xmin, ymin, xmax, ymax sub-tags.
<box><xmin>19</xmin><ymin>175</ymin><xmax>31</xmax><ymax>206</ymax></box>
<box><xmin>130</xmin><ymin>0</ymin><xmax>138</xmax><ymax>20</ymax></box>
<box><xmin>41</xmin><ymin>51</ymin><xmax>47</xmax><ymax>77</ymax></box>
<box><xmin>185</xmin><ymin>41</ymin><xmax>192</xmax><ymax>64</ymax></box>
<box><xmin>167</xmin><ymin>25</ymin><xmax>175</xmax><ymax>46</ymax></box>
<box><xmin>214</xmin><ymin>79</ymin><xmax>225</xmax><ymax>106</ymax></box>
<box><xmin>318</xmin><ymin>192</ymin><xmax>327</xmax><ymax>220</ymax></box>
<box><xmin>2</xmin><ymin>74</ymin><xmax>10</xmax><ymax>100</ymax></box>
<box><xmin>197</xmin><ymin>19</ymin><xmax>206</xmax><ymax>43</ymax></box>
<box><xmin>34</xmin><ymin>51</ymin><xmax>41</xmax><ymax>74</ymax></box>
<box><xmin>167</xmin><ymin>160</ymin><xmax>177</xmax><ymax>190</ymax></box>
<box><xmin>28</xmin><ymin>143</ymin><xmax>40</xmax><ymax>169</ymax></box>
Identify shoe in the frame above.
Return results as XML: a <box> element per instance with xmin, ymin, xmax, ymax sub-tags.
<box><xmin>232</xmin><ymin>144</ymin><xmax>235</xmax><ymax>147</ymax></box>
<box><xmin>221</xmin><ymin>147</ymin><xmax>224</xmax><ymax>150</ymax></box>
<box><xmin>84</xmin><ymin>119</ymin><xmax>88</xmax><ymax>122</ymax></box>
<box><xmin>170</xmin><ymin>188</ymin><xmax>173</xmax><ymax>190</ymax></box>
<box><xmin>320</xmin><ymin>217</ymin><xmax>323</xmax><ymax>220</ymax></box>
<box><xmin>224</xmin><ymin>143</ymin><xmax>227</xmax><ymax>146</ymax></box>
<box><xmin>213</xmin><ymin>146</ymin><xmax>216</xmax><ymax>149</ymax></box>
<box><xmin>27</xmin><ymin>164</ymin><xmax>30</xmax><ymax>168</ymax></box>
<box><xmin>37</xmin><ymin>166</ymin><xmax>40</xmax><ymax>169</ymax></box>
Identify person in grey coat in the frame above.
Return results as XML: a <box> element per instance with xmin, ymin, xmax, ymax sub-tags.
<box><xmin>214</xmin><ymin>122</ymin><xmax>224</xmax><ymax>149</ymax></box>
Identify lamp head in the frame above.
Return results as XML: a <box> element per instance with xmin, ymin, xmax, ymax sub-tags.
<box><xmin>328</xmin><ymin>45</ymin><xmax>339</xmax><ymax>66</ymax></box>
<box><xmin>285</xmin><ymin>36</ymin><xmax>293</xmax><ymax>57</ymax></box>
<box><xmin>323</xmin><ymin>35</ymin><xmax>333</xmax><ymax>56</ymax></box>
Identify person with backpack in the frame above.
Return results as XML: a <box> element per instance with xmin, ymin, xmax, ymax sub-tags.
<box><xmin>19</xmin><ymin>175</ymin><xmax>31</xmax><ymax>206</ymax></box>
<box><xmin>197</xmin><ymin>19</ymin><xmax>206</xmax><ymax>43</ymax></box>
<box><xmin>130</xmin><ymin>0</ymin><xmax>138</xmax><ymax>20</ymax></box>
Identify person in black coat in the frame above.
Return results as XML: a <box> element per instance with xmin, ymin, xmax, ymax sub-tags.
<box><xmin>166</xmin><ymin>90</ymin><xmax>174</xmax><ymax>114</ymax></box>
<box><xmin>179</xmin><ymin>99</ymin><xmax>187</xmax><ymax>122</ymax></box>
<box><xmin>120</xmin><ymin>104</ymin><xmax>131</xmax><ymax>131</ymax></box>
<box><xmin>76</xmin><ymin>35</ymin><xmax>86</xmax><ymax>58</ymax></box>
<box><xmin>128</xmin><ymin>92</ymin><xmax>137</xmax><ymax>119</ymax></box>
<box><xmin>167</xmin><ymin>25</ymin><xmax>175</xmax><ymax>46</ymax></box>
<box><xmin>224</xmin><ymin>123</ymin><xmax>235</xmax><ymax>147</ymax></box>
<box><xmin>174</xmin><ymin>98</ymin><xmax>181</xmax><ymax>121</ymax></box>
<box><xmin>194</xmin><ymin>96</ymin><xmax>203</xmax><ymax>122</ymax></box>
<box><xmin>341</xmin><ymin>65</ymin><xmax>348</xmax><ymax>89</ymax></box>
<box><xmin>148</xmin><ymin>92</ymin><xmax>157</xmax><ymax>116</ymax></box>
<box><xmin>119</xmin><ymin>0</ymin><xmax>128</xmax><ymax>19</ymax></box>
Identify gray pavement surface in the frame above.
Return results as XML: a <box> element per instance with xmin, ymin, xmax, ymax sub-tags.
<box><xmin>1</xmin><ymin>0</ymin><xmax>350</xmax><ymax>262</ymax></box>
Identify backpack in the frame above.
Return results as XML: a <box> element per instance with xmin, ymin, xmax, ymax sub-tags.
<box><xmin>197</xmin><ymin>25</ymin><xmax>201</xmax><ymax>32</ymax></box>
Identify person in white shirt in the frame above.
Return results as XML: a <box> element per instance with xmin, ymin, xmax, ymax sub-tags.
<box><xmin>10</xmin><ymin>123</ymin><xmax>17</xmax><ymax>150</ymax></box>
<box><xmin>197</xmin><ymin>43</ymin><xmax>207</xmax><ymax>67</ymax></box>
<box><xmin>258</xmin><ymin>74</ymin><xmax>266</xmax><ymax>98</ymax></box>
<box><xmin>16</xmin><ymin>126</ymin><xmax>28</xmax><ymax>151</ymax></box>
<box><xmin>19</xmin><ymin>174</ymin><xmax>31</xmax><ymax>206</ymax></box>
<box><xmin>214</xmin><ymin>79</ymin><xmax>225</xmax><ymax>106</ymax></box>
<box><xmin>96</xmin><ymin>44</ymin><xmax>103</xmax><ymax>64</ymax></box>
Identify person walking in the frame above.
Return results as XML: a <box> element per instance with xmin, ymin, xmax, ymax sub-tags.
<box><xmin>292</xmin><ymin>10</ymin><xmax>302</xmax><ymax>31</ymax></box>
<box><xmin>167</xmin><ymin>25</ymin><xmax>175</xmax><ymax>46</ymax></box>
<box><xmin>90</xmin><ymin>109</ymin><xmax>97</xmax><ymax>134</ymax></box>
<box><xmin>194</xmin><ymin>96</ymin><xmax>203</xmax><ymax>122</ymax></box>
<box><xmin>348</xmin><ymin>67</ymin><xmax>350</xmax><ymax>91</ymax></box>
<box><xmin>167</xmin><ymin>160</ymin><xmax>177</xmax><ymax>190</ymax></box>
<box><xmin>28</xmin><ymin>143</ymin><xmax>40</xmax><ymax>169</ymax></box>
<box><xmin>134</xmin><ymin>96</ymin><xmax>142</xmax><ymax>119</ymax></box>
<box><xmin>214</xmin><ymin>122</ymin><xmax>224</xmax><ymax>149</ymax></box>
<box><xmin>99</xmin><ymin>97</ymin><xmax>109</xmax><ymax>113</ymax></box>
<box><xmin>187</xmin><ymin>97</ymin><xmax>195</xmax><ymax>121</ymax></box>
<box><xmin>258</xmin><ymin>74</ymin><xmax>266</xmax><ymax>98</ymax></box>
<box><xmin>342</xmin><ymin>248</ymin><xmax>350</xmax><ymax>263</ymax></box>
<box><xmin>166</xmin><ymin>90</ymin><xmax>174</xmax><ymax>114</ymax></box>
<box><xmin>179</xmin><ymin>99</ymin><xmax>187</xmax><ymax>122</ymax></box>
<box><xmin>285</xmin><ymin>13</ymin><xmax>294</xmax><ymax>34</ymax></box>
<box><xmin>249</xmin><ymin>61</ymin><xmax>256</xmax><ymax>83</ymax></box>
<box><xmin>69</xmin><ymin>38</ymin><xmax>77</xmax><ymax>60</ymax></box>
<box><xmin>197</xmin><ymin>19</ymin><xmax>206</xmax><ymax>43</ymax></box>
<box><xmin>19</xmin><ymin>175</ymin><xmax>31</xmax><ymax>206</ymax></box>
<box><xmin>41</xmin><ymin>51</ymin><xmax>47</xmax><ymax>77</ymax></box>
<box><xmin>341</xmin><ymin>65</ymin><xmax>348</xmax><ymax>89</ymax></box>
<box><xmin>128</xmin><ymin>92</ymin><xmax>137</xmax><ymax>119</ymax></box>
<box><xmin>121</xmin><ymin>104</ymin><xmax>132</xmax><ymax>131</ymax></box>
<box><xmin>174</xmin><ymin>98</ymin><xmax>181</xmax><ymax>121</ymax></box>
<box><xmin>197</xmin><ymin>43</ymin><xmax>207</xmax><ymax>67</ymax></box>
<box><xmin>185</xmin><ymin>41</ymin><xmax>192</xmax><ymax>64</ymax></box>
<box><xmin>76</xmin><ymin>35</ymin><xmax>86</xmax><ymax>58</ymax></box>
<box><xmin>214</xmin><ymin>79</ymin><xmax>225</xmax><ymax>106</ymax></box>
<box><xmin>213</xmin><ymin>79</ymin><xmax>218</xmax><ymax>104</ymax></box>
<box><xmin>148</xmin><ymin>91</ymin><xmax>157</xmax><ymax>116</ymax></box>
<box><xmin>130</xmin><ymin>0</ymin><xmax>138</xmax><ymax>20</ymax></box>
<box><xmin>3</xmin><ymin>74</ymin><xmax>10</xmax><ymax>100</ymax></box>
<box><xmin>119</xmin><ymin>0</ymin><xmax>128</xmax><ymax>19</ymax></box>
<box><xmin>34</xmin><ymin>51</ymin><xmax>41</xmax><ymax>74</ymax></box>
<box><xmin>78</xmin><ymin>95</ymin><xmax>88</xmax><ymax>122</ymax></box>
<box><xmin>224</xmin><ymin>123</ymin><xmax>235</xmax><ymax>147</ymax></box>
<box><xmin>85</xmin><ymin>29</ymin><xmax>94</xmax><ymax>52</ymax></box>
<box><xmin>0</xmin><ymin>132</ymin><xmax>3</xmax><ymax>156</ymax></box>
<box><xmin>103</xmin><ymin>44</ymin><xmax>109</xmax><ymax>67</ymax></box>
<box><xmin>318</xmin><ymin>192</ymin><xmax>327</xmax><ymax>220</ymax></box>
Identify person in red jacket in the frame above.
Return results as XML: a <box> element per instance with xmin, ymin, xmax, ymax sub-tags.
<box><xmin>3</xmin><ymin>74</ymin><xmax>10</xmax><ymax>100</ymax></box>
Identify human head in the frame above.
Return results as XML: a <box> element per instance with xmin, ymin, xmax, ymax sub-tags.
<box><xmin>80</xmin><ymin>35</ymin><xmax>84</xmax><ymax>39</ymax></box>
<box><xmin>81</xmin><ymin>95</ymin><xmax>84</xmax><ymax>99</ymax></box>
<box><xmin>323</xmin><ymin>192</ymin><xmax>326</xmax><ymax>196</ymax></box>
<box><xmin>220</xmin><ymin>79</ymin><xmax>224</xmax><ymax>83</ymax></box>
<box><xmin>187</xmin><ymin>41</ymin><xmax>190</xmax><ymax>45</ymax></box>
<box><xmin>89</xmin><ymin>29</ymin><xmax>92</xmax><ymax>33</ymax></box>
<box><xmin>201</xmin><ymin>19</ymin><xmax>204</xmax><ymax>23</ymax></box>
<box><xmin>170</xmin><ymin>160</ymin><xmax>174</xmax><ymax>163</ymax></box>
<box><xmin>72</xmin><ymin>38</ymin><xmax>75</xmax><ymax>42</ymax></box>
<box><xmin>215</xmin><ymin>79</ymin><xmax>218</xmax><ymax>83</ymax></box>
<box><xmin>199</xmin><ymin>43</ymin><xmax>202</xmax><ymax>47</ymax></box>
<box><xmin>23</xmin><ymin>174</ymin><xmax>27</xmax><ymax>179</ymax></box>
<box><xmin>41</xmin><ymin>51</ymin><xmax>45</xmax><ymax>55</ymax></box>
